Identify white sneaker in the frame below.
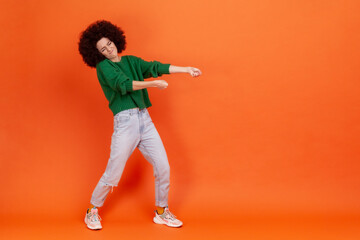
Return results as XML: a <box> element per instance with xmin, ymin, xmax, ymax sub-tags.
<box><xmin>153</xmin><ymin>207</ymin><xmax>183</xmax><ymax>227</ymax></box>
<box><xmin>84</xmin><ymin>208</ymin><xmax>102</xmax><ymax>230</ymax></box>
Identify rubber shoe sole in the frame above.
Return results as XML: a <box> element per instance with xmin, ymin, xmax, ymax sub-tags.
<box><xmin>153</xmin><ymin>216</ymin><xmax>183</xmax><ymax>228</ymax></box>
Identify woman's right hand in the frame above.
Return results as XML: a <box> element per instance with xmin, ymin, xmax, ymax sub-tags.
<box><xmin>153</xmin><ymin>80</ymin><xmax>168</xmax><ymax>89</ymax></box>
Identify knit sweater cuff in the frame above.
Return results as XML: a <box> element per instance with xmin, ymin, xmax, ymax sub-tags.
<box><xmin>125</xmin><ymin>80</ymin><xmax>133</xmax><ymax>92</ymax></box>
<box><xmin>158</xmin><ymin>64</ymin><xmax>170</xmax><ymax>74</ymax></box>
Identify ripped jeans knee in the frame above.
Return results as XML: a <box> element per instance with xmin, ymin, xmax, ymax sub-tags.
<box><xmin>90</xmin><ymin>175</ymin><xmax>119</xmax><ymax>207</ymax></box>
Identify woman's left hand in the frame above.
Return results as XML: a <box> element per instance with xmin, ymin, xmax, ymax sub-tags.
<box><xmin>187</xmin><ymin>67</ymin><xmax>202</xmax><ymax>77</ymax></box>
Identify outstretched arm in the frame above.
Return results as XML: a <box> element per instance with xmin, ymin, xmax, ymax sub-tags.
<box><xmin>169</xmin><ymin>65</ymin><xmax>202</xmax><ymax>77</ymax></box>
<box><xmin>132</xmin><ymin>62</ymin><xmax>202</xmax><ymax>91</ymax></box>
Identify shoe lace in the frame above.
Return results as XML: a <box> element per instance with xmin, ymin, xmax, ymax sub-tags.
<box><xmin>90</xmin><ymin>212</ymin><xmax>102</xmax><ymax>222</ymax></box>
<box><xmin>164</xmin><ymin>209</ymin><xmax>177</xmax><ymax>220</ymax></box>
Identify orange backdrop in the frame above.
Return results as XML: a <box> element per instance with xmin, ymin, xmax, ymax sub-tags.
<box><xmin>1</xmin><ymin>0</ymin><xmax>360</xmax><ymax>227</ymax></box>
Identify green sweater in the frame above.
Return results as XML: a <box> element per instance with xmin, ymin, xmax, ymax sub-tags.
<box><xmin>96</xmin><ymin>55</ymin><xmax>170</xmax><ymax>116</ymax></box>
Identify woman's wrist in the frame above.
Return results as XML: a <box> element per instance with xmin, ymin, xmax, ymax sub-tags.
<box><xmin>132</xmin><ymin>80</ymin><xmax>155</xmax><ymax>90</ymax></box>
<box><xmin>169</xmin><ymin>65</ymin><xmax>189</xmax><ymax>74</ymax></box>
<box><xmin>169</xmin><ymin>66</ymin><xmax>202</xmax><ymax>77</ymax></box>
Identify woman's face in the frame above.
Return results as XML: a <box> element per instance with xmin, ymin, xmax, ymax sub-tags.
<box><xmin>96</xmin><ymin>37</ymin><xmax>118</xmax><ymax>60</ymax></box>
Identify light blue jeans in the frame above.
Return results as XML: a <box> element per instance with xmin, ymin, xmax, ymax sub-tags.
<box><xmin>90</xmin><ymin>108</ymin><xmax>170</xmax><ymax>208</ymax></box>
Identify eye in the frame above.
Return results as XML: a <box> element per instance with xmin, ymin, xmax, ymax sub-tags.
<box><xmin>107</xmin><ymin>41</ymin><xmax>111</xmax><ymax>45</ymax></box>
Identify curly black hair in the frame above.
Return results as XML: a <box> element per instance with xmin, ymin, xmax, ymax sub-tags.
<box><xmin>78</xmin><ymin>20</ymin><xmax>126</xmax><ymax>68</ymax></box>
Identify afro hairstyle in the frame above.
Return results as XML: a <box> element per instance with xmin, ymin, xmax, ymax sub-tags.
<box><xmin>78</xmin><ymin>20</ymin><xmax>126</xmax><ymax>68</ymax></box>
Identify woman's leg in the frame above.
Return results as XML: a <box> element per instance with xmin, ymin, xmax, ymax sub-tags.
<box><xmin>90</xmin><ymin>109</ymin><xmax>141</xmax><ymax>207</ymax></box>
<box><xmin>137</xmin><ymin>109</ymin><xmax>170</xmax><ymax>208</ymax></box>
<box><xmin>136</xmin><ymin>109</ymin><xmax>183</xmax><ymax>227</ymax></box>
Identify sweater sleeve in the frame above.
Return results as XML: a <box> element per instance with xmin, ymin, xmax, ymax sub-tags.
<box><xmin>96</xmin><ymin>60</ymin><xmax>133</xmax><ymax>95</ymax></box>
<box><xmin>134</xmin><ymin>56</ymin><xmax>170</xmax><ymax>79</ymax></box>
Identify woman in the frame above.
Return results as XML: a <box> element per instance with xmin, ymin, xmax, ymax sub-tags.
<box><xmin>78</xmin><ymin>20</ymin><xmax>201</xmax><ymax>230</ymax></box>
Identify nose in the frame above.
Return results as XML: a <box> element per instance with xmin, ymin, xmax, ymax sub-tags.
<box><xmin>106</xmin><ymin>46</ymin><xmax>112</xmax><ymax>53</ymax></box>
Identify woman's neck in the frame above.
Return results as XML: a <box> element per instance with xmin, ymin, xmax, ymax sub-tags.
<box><xmin>110</xmin><ymin>55</ymin><xmax>121</xmax><ymax>62</ymax></box>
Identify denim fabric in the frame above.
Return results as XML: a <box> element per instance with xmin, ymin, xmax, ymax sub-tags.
<box><xmin>90</xmin><ymin>108</ymin><xmax>170</xmax><ymax>208</ymax></box>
